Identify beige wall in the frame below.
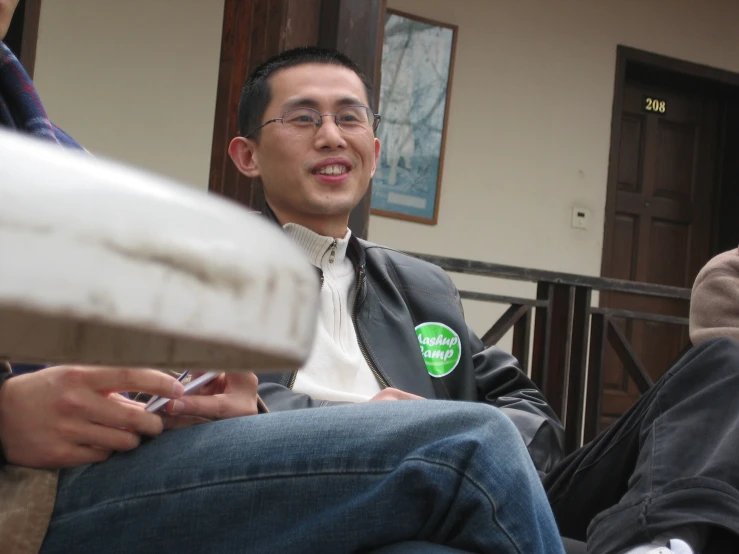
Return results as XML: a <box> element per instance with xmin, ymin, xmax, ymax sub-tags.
<box><xmin>33</xmin><ymin>0</ymin><xmax>224</xmax><ymax>189</ymax></box>
<box><xmin>374</xmin><ymin>0</ymin><xmax>739</xmax><ymax>340</ymax></box>
<box><xmin>30</xmin><ymin>0</ymin><xmax>739</xmax><ymax>345</ymax></box>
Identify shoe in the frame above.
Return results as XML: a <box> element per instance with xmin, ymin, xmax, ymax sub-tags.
<box><xmin>623</xmin><ymin>539</ymin><xmax>695</xmax><ymax>554</ymax></box>
<box><xmin>666</xmin><ymin>540</ymin><xmax>695</xmax><ymax>554</ymax></box>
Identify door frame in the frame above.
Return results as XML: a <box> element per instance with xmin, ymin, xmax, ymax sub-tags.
<box><xmin>601</xmin><ymin>45</ymin><xmax>739</xmax><ymax>281</ymax></box>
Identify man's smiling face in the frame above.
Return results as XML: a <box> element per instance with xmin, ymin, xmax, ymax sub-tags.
<box><xmin>230</xmin><ymin>63</ymin><xmax>380</xmax><ymax>237</ymax></box>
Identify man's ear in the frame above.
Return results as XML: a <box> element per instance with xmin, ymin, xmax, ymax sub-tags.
<box><xmin>228</xmin><ymin>137</ymin><xmax>261</xmax><ymax>178</ymax></box>
<box><xmin>370</xmin><ymin>137</ymin><xmax>381</xmax><ymax>178</ymax></box>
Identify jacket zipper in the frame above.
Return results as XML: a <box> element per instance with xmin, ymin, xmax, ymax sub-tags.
<box><xmin>352</xmin><ymin>269</ymin><xmax>389</xmax><ymax>388</ymax></box>
<box><xmin>288</xmin><ymin>268</ymin><xmax>389</xmax><ymax>390</ymax></box>
<box><xmin>328</xmin><ymin>239</ymin><xmax>337</xmax><ymax>264</ymax></box>
<box><xmin>287</xmin><ymin>272</ymin><xmax>325</xmax><ymax>389</ymax></box>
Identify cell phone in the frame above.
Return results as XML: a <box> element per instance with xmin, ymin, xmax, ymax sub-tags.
<box><xmin>145</xmin><ymin>371</ymin><xmax>220</xmax><ymax>413</ymax></box>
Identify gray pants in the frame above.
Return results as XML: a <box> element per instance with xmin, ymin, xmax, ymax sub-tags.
<box><xmin>544</xmin><ymin>337</ymin><xmax>739</xmax><ymax>554</ymax></box>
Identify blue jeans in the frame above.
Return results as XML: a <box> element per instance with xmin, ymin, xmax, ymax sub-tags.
<box><xmin>41</xmin><ymin>401</ymin><xmax>563</xmax><ymax>554</ymax></box>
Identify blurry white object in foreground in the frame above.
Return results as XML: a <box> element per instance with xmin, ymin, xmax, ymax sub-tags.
<box><xmin>0</xmin><ymin>128</ymin><xmax>318</xmax><ymax>370</ymax></box>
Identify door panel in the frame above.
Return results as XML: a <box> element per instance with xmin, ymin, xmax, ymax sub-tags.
<box><xmin>600</xmin><ymin>79</ymin><xmax>719</xmax><ymax>426</ymax></box>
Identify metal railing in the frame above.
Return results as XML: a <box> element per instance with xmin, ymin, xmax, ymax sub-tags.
<box><xmin>408</xmin><ymin>252</ymin><xmax>691</xmax><ymax>453</ymax></box>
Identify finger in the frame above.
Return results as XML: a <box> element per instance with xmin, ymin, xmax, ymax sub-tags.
<box><xmin>369</xmin><ymin>388</ymin><xmax>420</xmax><ymax>402</ymax></box>
<box><xmin>85</xmin><ymin>395</ymin><xmax>165</xmax><ymax>437</ymax></box>
<box><xmin>371</xmin><ymin>389</ymin><xmax>398</xmax><ymax>401</ymax></box>
<box><xmin>191</xmin><ymin>374</ymin><xmax>227</xmax><ymax>396</ymax></box>
<box><xmin>109</xmin><ymin>393</ymin><xmax>147</xmax><ymax>408</ymax></box>
<box><xmin>373</xmin><ymin>395</ymin><xmax>398</xmax><ymax>402</ymax></box>
<box><xmin>71</xmin><ymin>422</ymin><xmax>142</xmax><ymax>453</ymax></box>
<box><xmin>165</xmin><ymin>393</ymin><xmax>257</xmax><ymax>420</ymax></box>
<box><xmin>83</xmin><ymin>367</ymin><xmax>185</xmax><ymax>398</ymax></box>
<box><xmin>161</xmin><ymin>415</ymin><xmax>213</xmax><ymax>430</ymax></box>
<box><xmin>394</xmin><ymin>391</ymin><xmax>424</xmax><ymax>401</ymax></box>
<box><xmin>382</xmin><ymin>388</ymin><xmax>422</xmax><ymax>401</ymax></box>
<box><xmin>188</xmin><ymin>372</ymin><xmax>254</xmax><ymax>397</ymax></box>
<box><xmin>223</xmin><ymin>371</ymin><xmax>259</xmax><ymax>393</ymax></box>
<box><xmin>52</xmin><ymin>445</ymin><xmax>112</xmax><ymax>468</ymax></box>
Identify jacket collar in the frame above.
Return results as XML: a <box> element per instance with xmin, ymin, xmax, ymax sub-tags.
<box><xmin>262</xmin><ymin>202</ymin><xmax>366</xmax><ymax>272</ymax></box>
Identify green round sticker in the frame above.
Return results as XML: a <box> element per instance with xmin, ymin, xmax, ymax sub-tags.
<box><xmin>415</xmin><ymin>322</ymin><xmax>461</xmax><ymax>378</ymax></box>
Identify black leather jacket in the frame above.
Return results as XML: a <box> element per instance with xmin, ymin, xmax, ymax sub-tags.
<box><xmin>258</xmin><ymin>212</ymin><xmax>565</xmax><ymax>473</ymax></box>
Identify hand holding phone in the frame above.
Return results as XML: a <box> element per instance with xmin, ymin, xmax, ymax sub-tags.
<box><xmin>145</xmin><ymin>371</ymin><xmax>220</xmax><ymax>413</ymax></box>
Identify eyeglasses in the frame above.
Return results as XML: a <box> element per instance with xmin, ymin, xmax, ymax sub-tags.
<box><xmin>244</xmin><ymin>105</ymin><xmax>381</xmax><ymax>138</ymax></box>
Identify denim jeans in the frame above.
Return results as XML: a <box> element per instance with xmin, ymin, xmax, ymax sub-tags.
<box><xmin>40</xmin><ymin>400</ymin><xmax>563</xmax><ymax>554</ymax></box>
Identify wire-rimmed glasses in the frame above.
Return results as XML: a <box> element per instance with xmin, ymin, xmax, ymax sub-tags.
<box><xmin>245</xmin><ymin>105</ymin><xmax>381</xmax><ymax>138</ymax></box>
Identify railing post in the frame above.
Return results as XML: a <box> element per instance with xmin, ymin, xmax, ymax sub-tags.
<box><xmin>584</xmin><ymin>312</ymin><xmax>608</xmax><ymax>444</ymax></box>
<box><xmin>532</xmin><ymin>282</ymin><xmax>591</xmax><ymax>453</ymax></box>
<box><xmin>531</xmin><ymin>283</ymin><xmax>553</xmax><ymax>393</ymax></box>
<box><xmin>532</xmin><ymin>282</ymin><xmax>570</xmax><ymax>419</ymax></box>
<box><xmin>563</xmin><ymin>286</ymin><xmax>591</xmax><ymax>452</ymax></box>
<box><xmin>512</xmin><ymin>308</ymin><xmax>532</xmax><ymax>373</ymax></box>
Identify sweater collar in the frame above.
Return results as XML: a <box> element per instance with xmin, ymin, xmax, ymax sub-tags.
<box><xmin>262</xmin><ymin>203</ymin><xmax>366</xmax><ymax>271</ymax></box>
<box><xmin>283</xmin><ymin>223</ymin><xmax>351</xmax><ymax>270</ymax></box>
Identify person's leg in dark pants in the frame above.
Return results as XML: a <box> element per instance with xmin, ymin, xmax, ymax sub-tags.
<box><xmin>544</xmin><ymin>337</ymin><xmax>739</xmax><ymax>554</ymax></box>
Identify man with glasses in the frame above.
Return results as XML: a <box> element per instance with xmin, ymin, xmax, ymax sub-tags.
<box><xmin>236</xmin><ymin>48</ymin><xmax>739</xmax><ymax>554</ymax></box>
<box><xmin>0</xmin><ymin>3</ymin><xmax>561</xmax><ymax>548</ymax></box>
<box><xmin>227</xmin><ymin>49</ymin><xmax>563</xmax><ymax>434</ymax></box>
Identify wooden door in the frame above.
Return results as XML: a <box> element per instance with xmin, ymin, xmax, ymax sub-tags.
<box><xmin>600</xmin><ymin>79</ymin><xmax>719</xmax><ymax>427</ymax></box>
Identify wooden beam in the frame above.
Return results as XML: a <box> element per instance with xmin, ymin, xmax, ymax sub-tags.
<box><xmin>480</xmin><ymin>304</ymin><xmax>528</xmax><ymax>348</ymax></box>
<box><xmin>407</xmin><ymin>251</ymin><xmax>692</xmax><ymax>300</ymax></box>
<box><xmin>4</xmin><ymin>0</ymin><xmax>42</xmax><ymax>77</ymax></box>
<box><xmin>563</xmin><ymin>286</ymin><xmax>591</xmax><ymax>452</ymax></box>
<box><xmin>591</xmin><ymin>307</ymin><xmax>689</xmax><ymax>326</ymax></box>
<box><xmin>208</xmin><ymin>0</ymin><xmax>321</xmax><ymax>209</ymax></box>
<box><xmin>607</xmin><ymin>319</ymin><xmax>654</xmax><ymax>393</ymax></box>
<box><xmin>320</xmin><ymin>0</ymin><xmax>386</xmax><ymax>238</ymax></box>
<box><xmin>583</xmin><ymin>312</ymin><xmax>608</xmax><ymax>444</ymax></box>
<box><xmin>20</xmin><ymin>0</ymin><xmax>41</xmax><ymax>78</ymax></box>
<box><xmin>512</xmin><ymin>308</ymin><xmax>532</xmax><ymax>373</ymax></box>
<box><xmin>459</xmin><ymin>290</ymin><xmax>547</xmax><ymax>307</ymax></box>
<box><xmin>531</xmin><ymin>282</ymin><xmax>553</xmax><ymax>396</ymax></box>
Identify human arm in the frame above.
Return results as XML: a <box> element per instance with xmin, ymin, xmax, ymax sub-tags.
<box><xmin>471</xmin><ymin>329</ymin><xmax>565</xmax><ymax>473</ymax></box>
<box><xmin>0</xmin><ymin>366</ymin><xmax>184</xmax><ymax>469</ymax></box>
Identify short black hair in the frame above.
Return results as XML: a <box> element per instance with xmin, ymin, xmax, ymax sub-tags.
<box><xmin>237</xmin><ymin>46</ymin><xmax>373</xmax><ymax>138</ymax></box>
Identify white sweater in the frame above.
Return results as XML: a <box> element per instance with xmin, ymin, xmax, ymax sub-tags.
<box><xmin>284</xmin><ymin>224</ymin><xmax>382</xmax><ymax>403</ymax></box>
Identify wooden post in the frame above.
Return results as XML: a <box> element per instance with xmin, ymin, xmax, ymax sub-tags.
<box><xmin>4</xmin><ymin>0</ymin><xmax>43</xmax><ymax>77</ymax></box>
<box><xmin>584</xmin><ymin>312</ymin><xmax>608</xmax><ymax>444</ymax></box>
<box><xmin>208</xmin><ymin>0</ymin><xmax>321</xmax><ymax>211</ymax></box>
<box><xmin>531</xmin><ymin>282</ymin><xmax>553</xmax><ymax>393</ymax></box>
<box><xmin>563</xmin><ymin>285</ymin><xmax>591</xmax><ymax>452</ymax></box>
<box><xmin>320</xmin><ymin>0</ymin><xmax>386</xmax><ymax>238</ymax></box>
<box><xmin>511</xmin><ymin>308</ymin><xmax>532</xmax><ymax>373</ymax></box>
<box><xmin>532</xmin><ymin>281</ymin><xmax>592</xmax><ymax>453</ymax></box>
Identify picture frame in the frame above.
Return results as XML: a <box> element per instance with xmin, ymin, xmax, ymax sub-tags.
<box><xmin>371</xmin><ymin>9</ymin><xmax>458</xmax><ymax>225</ymax></box>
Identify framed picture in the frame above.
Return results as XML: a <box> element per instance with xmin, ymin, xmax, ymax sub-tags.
<box><xmin>371</xmin><ymin>9</ymin><xmax>458</xmax><ymax>225</ymax></box>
